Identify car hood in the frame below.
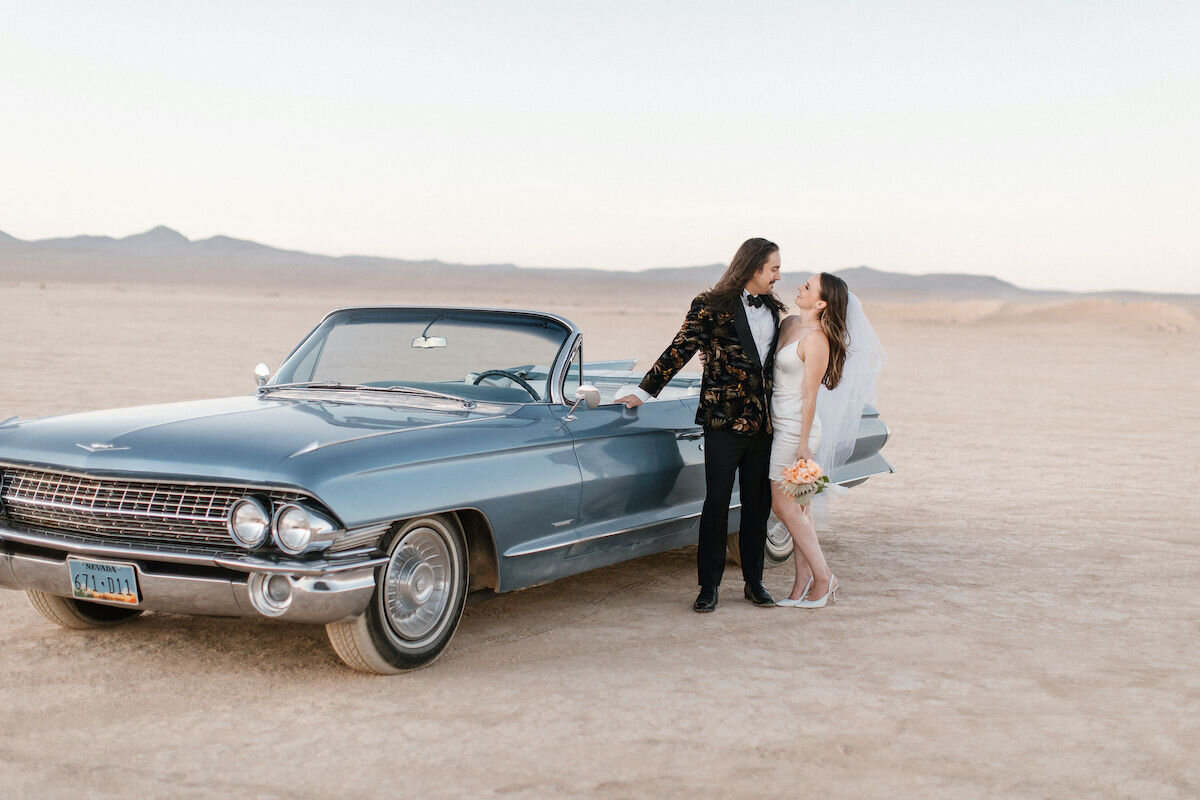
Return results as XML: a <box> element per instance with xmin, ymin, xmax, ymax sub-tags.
<box><xmin>0</xmin><ymin>393</ymin><xmax>514</xmax><ymax>485</ymax></box>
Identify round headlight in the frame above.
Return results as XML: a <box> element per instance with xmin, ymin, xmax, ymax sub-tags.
<box><xmin>272</xmin><ymin>503</ymin><xmax>337</xmax><ymax>555</ymax></box>
<box><xmin>228</xmin><ymin>497</ymin><xmax>270</xmax><ymax>548</ymax></box>
<box><xmin>274</xmin><ymin>504</ymin><xmax>315</xmax><ymax>554</ymax></box>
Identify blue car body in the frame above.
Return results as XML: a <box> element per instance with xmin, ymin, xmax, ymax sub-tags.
<box><xmin>0</xmin><ymin>307</ymin><xmax>891</xmax><ymax>672</ymax></box>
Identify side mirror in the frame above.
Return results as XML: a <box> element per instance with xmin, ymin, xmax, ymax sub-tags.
<box><xmin>254</xmin><ymin>363</ymin><xmax>271</xmax><ymax>390</ymax></box>
<box><xmin>576</xmin><ymin>384</ymin><xmax>601</xmax><ymax>409</ymax></box>
<box><xmin>565</xmin><ymin>384</ymin><xmax>601</xmax><ymax>421</ymax></box>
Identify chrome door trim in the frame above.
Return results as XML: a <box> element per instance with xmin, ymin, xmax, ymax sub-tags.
<box><xmin>502</xmin><ymin>505</ymin><xmax>739</xmax><ymax>558</ymax></box>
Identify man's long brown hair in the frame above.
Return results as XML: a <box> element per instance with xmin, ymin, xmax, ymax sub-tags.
<box><xmin>700</xmin><ymin>238</ymin><xmax>786</xmax><ymax>312</ymax></box>
<box><xmin>817</xmin><ymin>272</ymin><xmax>849</xmax><ymax>389</ymax></box>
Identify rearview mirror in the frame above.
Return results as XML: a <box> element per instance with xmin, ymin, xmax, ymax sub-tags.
<box><xmin>411</xmin><ymin>336</ymin><xmax>447</xmax><ymax>349</ymax></box>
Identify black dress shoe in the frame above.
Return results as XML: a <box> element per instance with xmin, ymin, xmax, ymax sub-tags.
<box><xmin>744</xmin><ymin>582</ymin><xmax>776</xmax><ymax>606</ymax></box>
<box><xmin>693</xmin><ymin>585</ymin><xmax>718</xmax><ymax>612</ymax></box>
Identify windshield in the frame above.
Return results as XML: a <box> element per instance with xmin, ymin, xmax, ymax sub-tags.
<box><xmin>271</xmin><ymin>308</ymin><xmax>573</xmax><ymax>404</ymax></box>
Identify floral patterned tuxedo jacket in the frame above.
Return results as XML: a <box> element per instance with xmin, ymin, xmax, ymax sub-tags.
<box><xmin>638</xmin><ymin>294</ymin><xmax>780</xmax><ymax>435</ymax></box>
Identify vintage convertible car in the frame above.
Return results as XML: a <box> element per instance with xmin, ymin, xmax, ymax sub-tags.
<box><xmin>0</xmin><ymin>307</ymin><xmax>891</xmax><ymax>673</ymax></box>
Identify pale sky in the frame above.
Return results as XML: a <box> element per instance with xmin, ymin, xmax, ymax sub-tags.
<box><xmin>3</xmin><ymin>1</ymin><xmax>1197</xmax><ymax>293</ymax></box>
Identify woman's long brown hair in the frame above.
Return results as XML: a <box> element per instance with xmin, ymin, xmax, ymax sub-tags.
<box><xmin>700</xmin><ymin>238</ymin><xmax>786</xmax><ymax>313</ymax></box>
<box><xmin>817</xmin><ymin>272</ymin><xmax>849</xmax><ymax>389</ymax></box>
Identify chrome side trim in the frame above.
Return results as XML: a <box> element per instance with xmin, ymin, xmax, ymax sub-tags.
<box><xmin>502</xmin><ymin>467</ymin><xmax>881</xmax><ymax>559</ymax></box>
<box><xmin>503</xmin><ymin>508</ymin><xmax>709</xmax><ymax>558</ymax></box>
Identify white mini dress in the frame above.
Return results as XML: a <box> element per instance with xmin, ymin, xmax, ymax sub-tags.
<box><xmin>768</xmin><ymin>330</ymin><xmax>822</xmax><ymax>481</ymax></box>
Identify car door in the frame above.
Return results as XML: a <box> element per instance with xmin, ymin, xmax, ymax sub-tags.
<box><xmin>552</xmin><ymin>395</ymin><xmax>706</xmax><ymax>553</ymax></box>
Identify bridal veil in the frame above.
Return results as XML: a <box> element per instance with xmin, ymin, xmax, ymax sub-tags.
<box><xmin>812</xmin><ymin>292</ymin><xmax>886</xmax><ymax>515</ymax></box>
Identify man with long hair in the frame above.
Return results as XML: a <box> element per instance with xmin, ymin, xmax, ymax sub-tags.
<box><xmin>617</xmin><ymin>237</ymin><xmax>784</xmax><ymax>611</ymax></box>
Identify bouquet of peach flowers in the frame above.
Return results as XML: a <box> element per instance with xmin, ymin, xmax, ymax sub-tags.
<box><xmin>776</xmin><ymin>458</ymin><xmax>829</xmax><ymax>505</ymax></box>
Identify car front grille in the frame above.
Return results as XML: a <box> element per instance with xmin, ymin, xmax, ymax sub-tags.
<box><xmin>0</xmin><ymin>466</ymin><xmax>307</xmax><ymax>552</ymax></box>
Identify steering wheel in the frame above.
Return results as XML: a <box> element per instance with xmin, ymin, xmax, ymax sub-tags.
<box><xmin>471</xmin><ymin>370</ymin><xmax>540</xmax><ymax>401</ymax></box>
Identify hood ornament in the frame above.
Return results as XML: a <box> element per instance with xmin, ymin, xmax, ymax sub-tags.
<box><xmin>76</xmin><ymin>442</ymin><xmax>131</xmax><ymax>453</ymax></box>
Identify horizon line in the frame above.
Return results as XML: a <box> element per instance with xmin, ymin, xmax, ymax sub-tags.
<box><xmin>1</xmin><ymin>223</ymin><xmax>1190</xmax><ymax>298</ymax></box>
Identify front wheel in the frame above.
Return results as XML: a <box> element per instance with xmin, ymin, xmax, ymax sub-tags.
<box><xmin>26</xmin><ymin>590</ymin><xmax>145</xmax><ymax>629</ymax></box>
<box><xmin>326</xmin><ymin>514</ymin><xmax>468</xmax><ymax>674</ymax></box>
<box><xmin>726</xmin><ymin>513</ymin><xmax>794</xmax><ymax>568</ymax></box>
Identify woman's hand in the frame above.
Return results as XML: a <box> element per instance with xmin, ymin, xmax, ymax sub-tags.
<box><xmin>798</xmin><ymin>443</ymin><xmax>814</xmax><ymax>462</ymax></box>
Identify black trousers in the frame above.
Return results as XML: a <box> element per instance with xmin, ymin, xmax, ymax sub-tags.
<box><xmin>697</xmin><ymin>427</ymin><xmax>773</xmax><ymax>587</ymax></box>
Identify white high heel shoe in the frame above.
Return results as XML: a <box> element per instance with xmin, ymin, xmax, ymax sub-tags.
<box><xmin>794</xmin><ymin>576</ymin><xmax>838</xmax><ymax>609</ymax></box>
<box><xmin>776</xmin><ymin>576</ymin><xmax>814</xmax><ymax>608</ymax></box>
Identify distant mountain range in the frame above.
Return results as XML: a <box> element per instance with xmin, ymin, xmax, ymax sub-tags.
<box><xmin>0</xmin><ymin>225</ymin><xmax>519</xmax><ymax>272</ymax></box>
<box><xmin>0</xmin><ymin>225</ymin><xmax>1192</xmax><ymax>303</ymax></box>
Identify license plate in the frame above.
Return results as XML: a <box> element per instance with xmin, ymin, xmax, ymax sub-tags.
<box><xmin>68</xmin><ymin>558</ymin><xmax>141</xmax><ymax>605</ymax></box>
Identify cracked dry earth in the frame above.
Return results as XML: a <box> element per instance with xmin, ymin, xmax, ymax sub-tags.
<box><xmin>1</xmin><ymin>281</ymin><xmax>1197</xmax><ymax>799</ymax></box>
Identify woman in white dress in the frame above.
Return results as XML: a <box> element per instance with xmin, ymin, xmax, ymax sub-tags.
<box><xmin>768</xmin><ymin>272</ymin><xmax>852</xmax><ymax>608</ymax></box>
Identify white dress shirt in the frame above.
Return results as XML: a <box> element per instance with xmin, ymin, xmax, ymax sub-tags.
<box><xmin>625</xmin><ymin>290</ymin><xmax>774</xmax><ymax>404</ymax></box>
<box><xmin>742</xmin><ymin>289</ymin><xmax>775</xmax><ymax>364</ymax></box>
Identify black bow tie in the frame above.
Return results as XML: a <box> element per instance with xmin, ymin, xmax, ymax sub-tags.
<box><xmin>746</xmin><ymin>294</ymin><xmax>765</xmax><ymax>308</ymax></box>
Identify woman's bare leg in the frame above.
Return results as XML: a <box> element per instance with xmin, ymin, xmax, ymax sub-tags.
<box><xmin>771</xmin><ymin>485</ymin><xmax>832</xmax><ymax>600</ymax></box>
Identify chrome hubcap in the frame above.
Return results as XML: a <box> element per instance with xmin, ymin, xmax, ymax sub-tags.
<box><xmin>382</xmin><ymin>526</ymin><xmax>453</xmax><ymax>641</ymax></box>
<box><xmin>765</xmin><ymin>515</ymin><xmax>793</xmax><ymax>558</ymax></box>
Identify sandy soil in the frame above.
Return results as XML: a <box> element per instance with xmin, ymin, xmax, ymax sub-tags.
<box><xmin>1</xmin><ymin>280</ymin><xmax>1197</xmax><ymax>799</ymax></box>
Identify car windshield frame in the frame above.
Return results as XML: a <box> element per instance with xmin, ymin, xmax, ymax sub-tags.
<box><xmin>269</xmin><ymin>307</ymin><xmax>580</xmax><ymax>406</ymax></box>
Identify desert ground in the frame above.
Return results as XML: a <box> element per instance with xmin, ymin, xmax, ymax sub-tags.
<box><xmin>1</xmin><ymin>277</ymin><xmax>1197</xmax><ymax>799</ymax></box>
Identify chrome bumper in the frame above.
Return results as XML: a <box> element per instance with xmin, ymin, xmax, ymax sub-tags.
<box><xmin>0</xmin><ymin>524</ymin><xmax>385</xmax><ymax>625</ymax></box>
